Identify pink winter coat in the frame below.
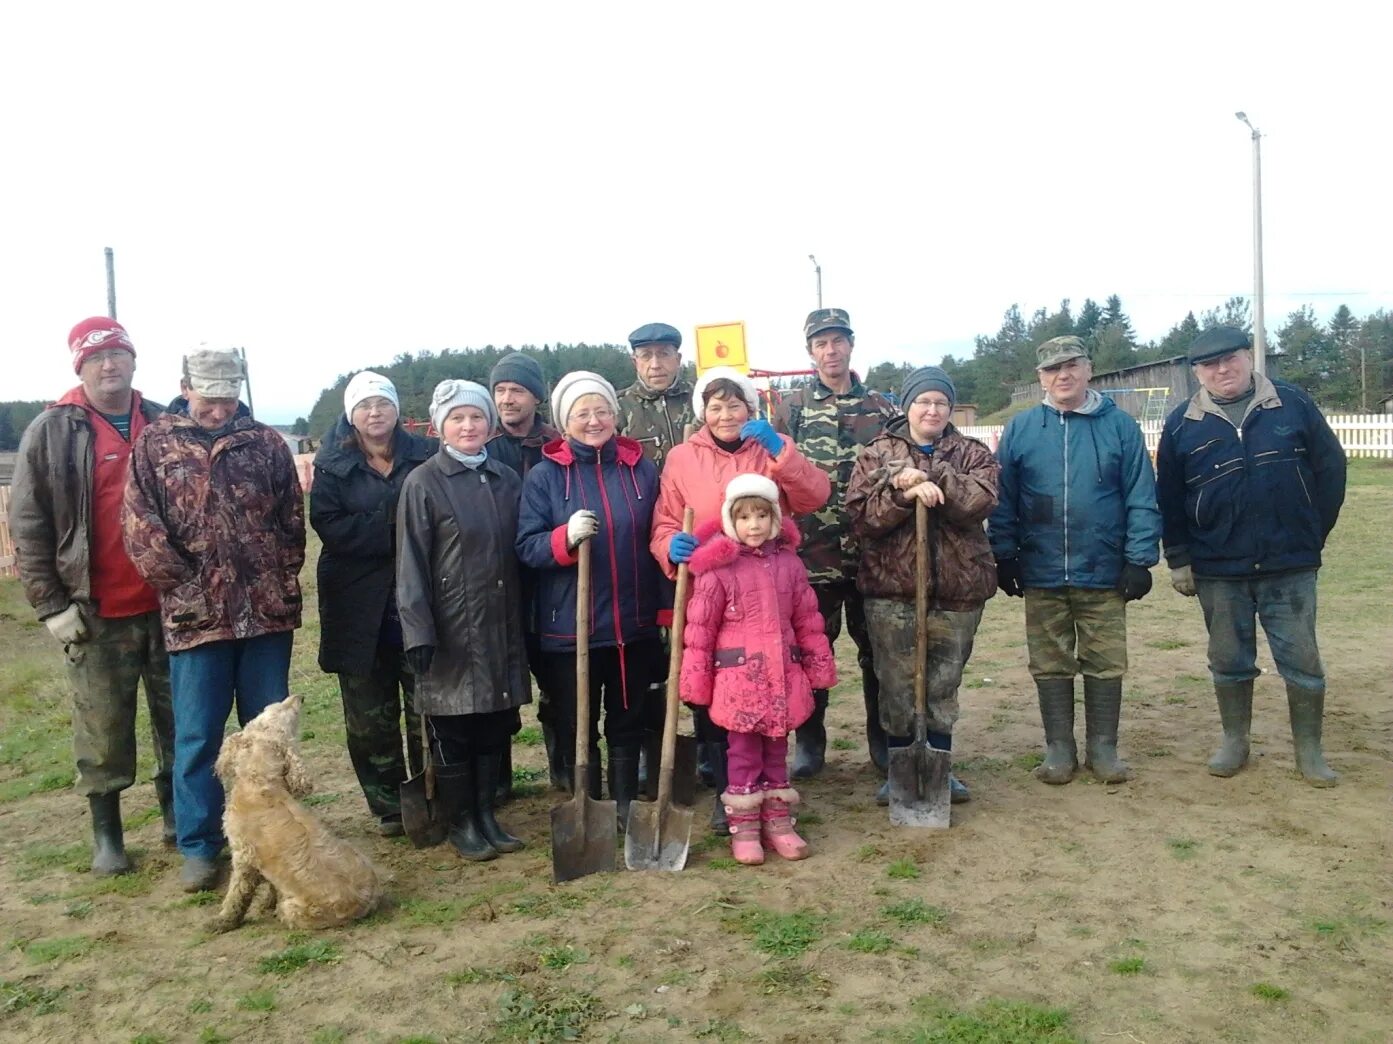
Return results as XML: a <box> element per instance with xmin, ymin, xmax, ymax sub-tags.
<box><xmin>679</xmin><ymin>516</ymin><xmax>837</xmax><ymax>738</ymax></box>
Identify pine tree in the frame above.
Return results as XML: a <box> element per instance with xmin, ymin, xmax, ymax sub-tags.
<box><xmin>1103</xmin><ymin>295</ymin><xmax>1135</xmax><ymax>341</ymax></box>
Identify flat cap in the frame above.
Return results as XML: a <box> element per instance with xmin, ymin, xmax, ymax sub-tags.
<box><xmin>804</xmin><ymin>308</ymin><xmax>853</xmax><ymax>340</ymax></box>
<box><xmin>628</xmin><ymin>322</ymin><xmax>682</xmax><ymax>351</ymax></box>
<box><xmin>1036</xmin><ymin>336</ymin><xmax>1089</xmax><ymax>369</ymax></box>
<box><xmin>1188</xmin><ymin>326</ymin><xmax>1252</xmax><ymax>364</ymax></box>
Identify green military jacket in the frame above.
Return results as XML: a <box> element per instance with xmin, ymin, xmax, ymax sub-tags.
<box><xmin>774</xmin><ymin>375</ymin><xmax>899</xmax><ymax>584</ymax></box>
<box><xmin>616</xmin><ymin>379</ymin><xmax>695</xmax><ymax>474</ymax></box>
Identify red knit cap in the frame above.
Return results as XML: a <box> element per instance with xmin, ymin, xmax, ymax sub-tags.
<box><xmin>69</xmin><ymin>317</ymin><xmax>135</xmax><ymax>374</ymax></box>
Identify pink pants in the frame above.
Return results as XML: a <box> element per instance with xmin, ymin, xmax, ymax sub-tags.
<box><xmin>725</xmin><ymin>732</ymin><xmax>790</xmax><ymax>794</ymax></box>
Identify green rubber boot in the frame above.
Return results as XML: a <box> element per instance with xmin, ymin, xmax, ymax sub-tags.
<box><xmin>1082</xmin><ymin>677</ymin><xmax>1130</xmax><ymax>784</ymax></box>
<box><xmin>1033</xmin><ymin>678</ymin><xmax>1078</xmax><ymax>785</ymax></box>
<box><xmin>1207</xmin><ymin>681</ymin><xmax>1253</xmax><ymax>777</ymax></box>
<box><xmin>1286</xmin><ymin>683</ymin><xmax>1337</xmax><ymax>787</ymax></box>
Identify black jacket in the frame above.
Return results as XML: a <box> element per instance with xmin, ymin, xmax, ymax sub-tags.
<box><xmin>309</xmin><ymin>417</ymin><xmax>435</xmax><ymax>675</ymax></box>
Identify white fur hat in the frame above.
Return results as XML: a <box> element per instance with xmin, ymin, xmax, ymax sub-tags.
<box><xmin>551</xmin><ymin>370</ymin><xmax>620</xmax><ymax>426</ymax></box>
<box><xmin>343</xmin><ymin>371</ymin><xmax>399</xmax><ymax>420</ymax></box>
<box><xmin>692</xmin><ymin>366</ymin><xmax>759</xmax><ymax>420</ymax></box>
<box><xmin>721</xmin><ymin>473</ymin><xmax>782</xmax><ymax>539</ymax></box>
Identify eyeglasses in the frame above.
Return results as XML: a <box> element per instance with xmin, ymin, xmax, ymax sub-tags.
<box><xmin>354</xmin><ymin>398</ymin><xmax>397</xmax><ymax>414</ymax></box>
<box><xmin>635</xmin><ymin>348</ymin><xmax>678</xmax><ymax>363</ymax></box>
<box><xmin>86</xmin><ymin>349</ymin><xmax>132</xmax><ymax>365</ymax></box>
<box><xmin>915</xmin><ymin>398</ymin><xmax>952</xmax><ymax>411</ymax></box>
<box><xmin>570</xmin><ymin>408</ymin><xmax>615</xmax><ymax>424</ymax></box>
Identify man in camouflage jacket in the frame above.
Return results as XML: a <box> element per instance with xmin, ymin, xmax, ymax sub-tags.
<box><xmin>616</xmin><ymin>322</ymin><xmax>695</xmax><ymax>474</ymax></box>
<box><xmin>122</xmin><ymin>347</ymin><xmax>306</xmax><ymax>891</ymax></box>
<box><xmin>774</xmin><ymin>308</ymin><xmax>900</xmax><ymax>778</ymax></box>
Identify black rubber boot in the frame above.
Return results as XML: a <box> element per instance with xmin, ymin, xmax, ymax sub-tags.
<box><xmin>865</xmin><ymin>685</ymin><xmax>889</xmax><ymax>775</ymax></box>
<box><xmin>584</xmin><ymin>752</ymin><xmax>603</xmax><ymax>801</ymax></box>
<box><xmin>436</xmin><ymin>762</ymin><xmax>497</xmax><ymax>862</ymax></box>
<box><xmin>88</xmin><ymin>793</ymin><xmax>132</xmax><ymax>876</ymax></box>
<box><xmin>546</xmin><ymin>724</ymin><xmax>575</xmax><ymax>793</ymax></box>
<box><xmin>475</xmin><ymin>753</ymin><xmax>525</xmax><ymax>852</ymax></box>
<box><xmin>639</xmin><ymin>731</ymin><xmax>660</xmax><ymax>801</ymax></box>
<box><xmin>792</xmin><ymin>689</ymin><xmax>828</xmax><ymax>780</ymax></box>
<box><xmin>1083</xmin><ymin>677</ymin><xmax>1130</xmax><ymax>783</ymax></box>
<box><xmin>1208</xmin><ymin>681</ymin><xmax>1253</xmax><ymax>777</ymax></box>
<box><xmin>493</xmin><ymin>742</ymin><xmax>514</xmax><ymax>807</ymax></box>
<box><xmin>709</xmin><ymin>737</ymin><xmax>729</xmax><ymax>834</ymax></box>
<box><xmin>1034</xmin><ymin>678</ymin><xmax>1079</xmax><ymax>784</ymax></box>
<box><xmin>153</xmin><ymin>774</ymin><xmax>177</xmax><ymax>847</ymax></box>
<box><xmin>926</xmin><ymin>731</ymin><xmax>970</xmax><ymax>804</ymax></box>
<box><xmin>1287</xmin><ymin>683</ymin><xmax>1337</xmax><ymax>787</ymax></box>
<box><xmin>608</xmin><ymin>745</ymin><xmax>641</xmax><ymax>831</ymax></box>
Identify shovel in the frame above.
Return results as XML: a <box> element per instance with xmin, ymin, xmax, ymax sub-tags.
<box><xmin>888</xmin><ymin>499</ymin><xmax>952</xmax><ymax>829</ymax></box>
<box><xmin>551</xmin><ymin>539</ymin><xmax>618</xmax><ymax>882</ymax></box>
<box><xmin>400</xmin><ymin>715</ymin><xmax>449</xmax><ymax>847</ymax></box>
<box><xmin>626</xmin><ymin>508</ymin><xmax>697</xmax><ymax>871</ymax></box>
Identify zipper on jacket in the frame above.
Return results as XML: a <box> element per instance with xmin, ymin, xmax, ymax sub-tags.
<box><xmin>1061</xmin><ymin>412</ymin><xmax>1070</xmax><ymax>584</ymax></box>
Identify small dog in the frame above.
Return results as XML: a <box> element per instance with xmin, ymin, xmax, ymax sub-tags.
<box><xmin>211</xmin><ymin>693</ymin><xmax>383</xmax><ymax>932</ymax></box>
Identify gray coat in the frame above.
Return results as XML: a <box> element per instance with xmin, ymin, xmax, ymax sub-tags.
<box><xmin>395</xmin><ymin>450</ymin><xmax>531</xmax><ymax>717</ymax></box>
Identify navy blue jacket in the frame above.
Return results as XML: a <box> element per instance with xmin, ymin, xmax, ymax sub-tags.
<box><xmin>1155</xmin><ymin>376</ymin><xmax>1345</xmax><ymax>578</ymax></box>
<box><xmin>988</xmin><ymin>393</ymin><xmax>1161</xmax><ymax>589</ymax></box>
<box><xmin>516</xmin><ymin>435</ymin><xmax>662</xmax><ymax>653</ymax></box>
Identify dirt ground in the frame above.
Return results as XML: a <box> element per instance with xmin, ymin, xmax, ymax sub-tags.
<box><xmin>1</xmin><ymin>465</ymin><xmax>1389</xmax><ymax>1044</ymax></box>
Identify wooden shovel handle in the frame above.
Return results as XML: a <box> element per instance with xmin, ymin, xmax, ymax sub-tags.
<box><xmin>574</xmin><ymin>539</ymin><xmax>592</xmax><ymax>791</ymax></box>
<box><xmin>914</xmin><ymin>499</ymin><xmax>929</xmax><ymax>739</ymax></box>
<box><xmin>656</xmin><ymin>508</ymin><xmax>695</xmax><ymax>809</ymax></box>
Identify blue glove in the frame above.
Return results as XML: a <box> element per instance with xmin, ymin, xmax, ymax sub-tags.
<box><xmin>669</xmin><ymin>532</ymin><xmax>699</xmax><ymax>564</ymax></box>
<box><xmin>740</xmin><ymin>419</ymin><xmax>782</xmax><ymax>457</ymax></box>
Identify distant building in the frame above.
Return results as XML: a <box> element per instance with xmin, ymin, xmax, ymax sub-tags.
<box><xmin>277</xmin><ymin>431</ymin><xmax>316</xmax><ymax>455</ymax></box>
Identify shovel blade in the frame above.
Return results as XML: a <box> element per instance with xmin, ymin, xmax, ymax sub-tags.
<box><xmin>887</xmin><ymin>745</ymin><xmax>952</xmax><ymax>829</ymax></box>
<box><xmin>623</xmin><ymin>800</ymin><xmax>694</xmax><ymax>872</ymax></box>
<box><xmin>399</xmin><ymin>774</ymin><xmax>449</xmax><ymax>848</ymax></box>
<box><xmin>551</xmin><ymin>795</ymin><xmax>618</xmax><ymax>883</ymax></box>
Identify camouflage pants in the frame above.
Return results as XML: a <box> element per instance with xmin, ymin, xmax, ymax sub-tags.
<box><xmin>864</xmin><ymin>599</ymin><xmax>983</xmax><ymax>736</ymax></box>
<box><xmin>1024</xmin><ymin>587</ymin><xmax>1128</xmax><ymax>681</ymax></box>
<box><xmin>338</xmin><ymin>646</ymin><xmax>422</xmax><ymax>818</ymax></box>
<box><xmin>64</xmin><ymin>609</ymin><xmax>175</xmax><ymax>797</ymax></box>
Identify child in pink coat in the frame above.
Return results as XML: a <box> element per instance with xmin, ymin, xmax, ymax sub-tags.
<box><xmin>680</xmin><ymin>474</ymin><xmax>837</xmax><ymax>864</ymax></box>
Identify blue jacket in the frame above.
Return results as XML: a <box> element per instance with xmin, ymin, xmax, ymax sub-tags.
<box><xmin>1155</xmin><ymin>375</ymin><xmax>1345</xmax><ymax>578</ymax></box>
<box><xmin>516</xmin><ymin>435</ymin><xmax>662</xmax><ymax>653</ymax></box>
<box><xmin>988</xmin><ymin>392</ymin><xmax>1161</xmax><ymax>589</ymax></box>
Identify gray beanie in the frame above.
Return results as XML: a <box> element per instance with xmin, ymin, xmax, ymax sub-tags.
<box><xmin>430</xmin><ymin>379</ymin><xmax>497</xmax><ymax>434</ymax></box>
<box><xmin>489</xmin><ymin>352</ymin><xmax>547</xmax><ymax>402</ymax></box>
<box><xmin>900</xmin><ymin>366</ymin><xmax>956</xmax><ymax>409</ymax></box>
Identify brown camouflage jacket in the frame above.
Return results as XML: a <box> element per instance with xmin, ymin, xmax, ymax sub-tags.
<box><xmin>121</xmin><ymin>414</ymin><xmax>306</xmax><ymax>652</ymax></box>
<box><xmin>616</xmin><ymin>379</ymin><xmax>695</xmax><ymax>474</ymax></box>
<box><xmin>845</xmin><ymin>419</ymin><xmax>999</xmax><ymax>611</ymax></box>
<box><xmin>773</xmin><ymin>375</ymin><xmax>899</xmax><ymax>583</ymax></box>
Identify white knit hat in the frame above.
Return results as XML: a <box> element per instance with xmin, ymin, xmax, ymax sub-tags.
<box><xmin>692</xmin><ymin>366</ymin><xmax>759</xmax><ymax>420</ymax></box>
<box><xmin>551</xmin><ymin>370</ymin><xmax>620</xmax><ymax>426</ymax></box>
<box><xmin>721</xmin><ymin>473</ymin><xmax>782</xmax><ymax>540</ymax></box>
<box><xmin>343</xmin><ymin>371</ymin><xmax>400</xmax><ymax>420</ymax></box>
<box><xmin>430</xmin><ymin>379</ymin><xmax>496</xmax><ymax>434</ymax></box>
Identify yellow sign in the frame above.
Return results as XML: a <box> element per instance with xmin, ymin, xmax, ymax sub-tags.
<box><xmin>694</xmin><ymin>322</ymin><xmax>748</xmax><ymax>375</ymax></box>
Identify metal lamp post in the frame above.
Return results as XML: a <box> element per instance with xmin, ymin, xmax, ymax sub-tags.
<box><xmin>1235</xmin><ymin>112</ymin><xmax>1266</xmax><ymax>376</ymax></box>
<box><xmin>809</xmin><ymin>254</ymin><xmax>822</xmax><ymax>309</ymax></box>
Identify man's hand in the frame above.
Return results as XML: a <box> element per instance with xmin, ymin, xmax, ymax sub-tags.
<box><xmin>405</xmin><ymin>646</ymin><xmax>435</xmax><ymax>676</ymax></box>
<box><xmin>1118</xmin><ymin>563</ymin><xmax>1154</xmax><ymax>602</ymax></box>
<box><xmin>995</xmin><ymin>557</ymin><xmax>1024</xmax><ymax>598</ymax></box>
<box><xmin>668</xmin><ymin>532</ymin><xmax>699</xmax><ymax>564</ymax></box>
<box><xmin>891</xmin><ymin>466</ymin><xmax>929</xmax><ymax>492</ymax></box>
<box><xmin>906</xmin><ymin>481</ymin><xmax>945</xmax><ymax>508</ymax></box>
<box><xmin>739</xmin><ymin>419</ymin><xmax>782</xmax><ymax>457</ymax></box>
<box><xmin>566</xmin><ymin>510</ymin><xmax>599</xmax><ymax>550</ymax></box>
<box><xmin>1170</xmin><ymin>564</ymin><xmax>1197</xmax><ymax>597</ymax></box>
<box><xmin>44</xmin><ymin>603</ymin><xmax>89</xmax><ymax>645</ymax></box>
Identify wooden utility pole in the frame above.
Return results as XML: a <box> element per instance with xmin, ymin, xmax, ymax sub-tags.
<box><xmin>104</xmin><ymin>247</ymin><xmax>117</xmax><ymax>319</ymax></box>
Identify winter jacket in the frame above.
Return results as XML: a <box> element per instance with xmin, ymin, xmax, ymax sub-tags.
<box><xmin>988</xmin><ymin>393</ymin><xmax>1161</xmax><ymax>589</ymax></box>
<box><xmin>10</xmin><ymin>389</ymin><xmax>164</xmax><ymax>620</ymax></box>
<box><xmin>122</xmin><ymin>413</ymin><xmax>306</xmax><ymax>652</ymax></box>
<box><xmin>516</xmin><ymin>436</ymin><xmax>662</xmax><ymax>654</ymax></box>
<box><xmin>616</xmin><ymin>379</ymin><xmax>695</xmax><ymax>473</ymax></box>
<box><xmin>649</xmin><ymin>425</ymin><xmax>831</xmax><ymax>581</ymax></box>
<box><xmin>845</xmin><ymin>419</ymin><xmax>999</xmax><ymax>611</ymax></box>
<box><xmin>487</xmin><ymin>415</ymin><xmax>562</xmax><ymax>481</ymax></box>
<box><xmin>310</xmin><ymin>416</ymin><xmax>436</xmax><ymax>676</ymax></box>
<box><xmin>1155</xmin><ymin>374</ymin><xmax>1346</xmax><ymax>578</ymax></box>
<box><xmin>679</xmin><ymin>517</ymin><xmax>836</xmax><ymax>737</ymax></box>
<box><xmin>395</xmin><ymin>450</ymin><xmax>531</xmax><ymax>717</ymax></box>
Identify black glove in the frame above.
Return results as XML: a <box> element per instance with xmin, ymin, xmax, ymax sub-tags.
<box><xmin>405</xmin><ymin>645</ymin><xmax>435</xmax><ymax>676</ymax></box>
<box><xmin>1118</xmin><ymin>563</ymin><xmax>1153</xmax><ymax>602</ymax></box>
<box><xmin>995</xmin><ymin>557</ymin><xmax>1023</xmax><ymax>598</ymax></box>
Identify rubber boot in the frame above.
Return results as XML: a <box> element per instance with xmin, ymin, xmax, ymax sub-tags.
<box><xmin>607</xmin><ymin>744</ymin><xmax>641</xmax><ymax>831</ymax></box>
<box><xmin>876</xmin><ymin>736</ymin><xmax>912</xmax><ymax>805</ymax></box>
<box><xmin>583</xmin><ymin>750</ymin><xmax>603</xmax><ymax>801</ymax></box>
<box><xmin>493</xmin><ymin>741</ymin><xmax>514</xmax><ymax>806</ymax></box>
<box><xmin>88</xmin><ymin>793</ymin><xmax>132</xmax><ymax>876</ymax></box>
<box><xmin>1034</xmin><ymin>678</ymin><xmax>1078</xmax><ymax>784</ymax></box>
<box><xmin>1286</xmin><ymin>683</ymin><xmax>1338</xmax><ymax>787</ymax></box>
<box><xmin>791</xmin><ymin>689</ymin><xmax>828</xmax><ymax>780</ymax></box>
<box><xmin>153</xmin><ymin>774</ymin><xmax>177</xmax><ymax>847</ymax></box>
<box><xmin>180</xmin><ymin>856</ymin><xmax>219</xmax><ymax>893</ymax></box>
<box><xmin>761</xmin><ymin>788</ymin><xmax>809</xmax><ymax>860</ymax></box>
<box><xmin>927</xmin><ymin>731</ymin><xmax>969</xmax><ymax>804</ymax></box>
<box><xmin>709</xmin><ymin>738</ymin><xmax>729</xmax><ymax>834</ymax></box>
<box><xmin>639</xmin><ymin>731</ymin><xmax>659</xmax><ymax>801</ymax></box>
<box><xmin>475</xmin><ymin>753</ymin><xmax>525</xmax><ymax>852</ymax></box>
<box><xmin>1207</xmin><ymin>681</ymin><xmax>1253</xmax><ymax>777</ymax></box>
<box><xmin>1082</xmin><ymin>677</ymin><xmax>1131</xmax><ymax>783</ymax></box>
<box><xmin>436</xmin><ymin>762</ymin><xmax>497</xmax><ymax>862</ymax></box>
<box><xmin>864</xmin><ymin>685</ymin><xmax>889</xmax><ymax>775</ymax></box>
<box><xmin>722</xmin><ymin>790</ymin><xmax>765</xmax><ymax>865</ymax></box>
<box><xmin>543</xmin><ymin>723</ymin><xmax>572</xmax><ymax>793</ymax></box>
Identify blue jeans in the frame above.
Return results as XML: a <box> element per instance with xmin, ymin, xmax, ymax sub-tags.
<box><xmin>1196</xmin><ymin>569</ymin><xmax>1324</xmax><ymax>690</ymax></box>
<box><xmin>169</xmin><ymin>632</ymin><xmax>294</xmax><ymax>860</ymax></box>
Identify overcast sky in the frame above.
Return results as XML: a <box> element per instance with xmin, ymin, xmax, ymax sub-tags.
<box><xmin>4</xmin><ymin>2</ymin><xmax>1390</xmax><ymax>422</ymax></box>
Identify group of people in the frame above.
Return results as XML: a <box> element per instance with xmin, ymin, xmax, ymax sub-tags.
<box><xmin>9</xmin><ymin>307</ymin><xmax>1346</xmax><ymax>886</ymax></box>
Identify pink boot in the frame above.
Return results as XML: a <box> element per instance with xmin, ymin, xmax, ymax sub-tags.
<box><xmin>761</xmin><ymin>788</ymin><xmax>809</xmax><ymax>860</ymax></box>
<box><xmin>721</xmin><ymin>790</ymin><xmax>765</xmax><ymax>865</ymax></box>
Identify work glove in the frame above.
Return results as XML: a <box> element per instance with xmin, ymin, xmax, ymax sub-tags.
<box><xmin>1170</xmin><ymin>563</ymin><xmax>1197</xmax><ymax>597</ymax></box>
<box><xmin>1118</xmin><ymin>563</ymin><xmax>1154</xmax><ymax>602</ymax></box>
<box><xmin>405</xmin><ymin>646</ymin><xmax>435</xmax><ymax>676</ymax></box>
<box><xmin>739</xmin><ymin>419</ymin><xmax>782</xmax><ymax>457</ymax></box>
<box><xmin>668</xmin><ymin>532</ymin><xmax>699</xmax><ymax>564</ymax></box>
<box><xmin>566</xmin><ymin>509</ymin><xmax>600</xmax><ymax>549</ymax></box>
<box><xmin>44</xmin><ymin>603</ymin><xmax>89</xmax><ymax>645</ymax></box>
<box><xmin>995</xmin><ymin>557</ymin><xmax>1024</xmax><ymax>598</ymax></box>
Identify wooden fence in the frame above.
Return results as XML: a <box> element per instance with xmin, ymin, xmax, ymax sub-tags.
<box><xmin>0</xmin><ymin>487</ymin><xmax>14</xmax><ymax>579</ymax></box>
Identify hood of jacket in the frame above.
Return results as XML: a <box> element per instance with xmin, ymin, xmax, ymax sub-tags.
<box><xmin>541</xmin><ymin>434</ymin><xmax>645</xmax><ymax>467</ymax></box>
<box><xmin>688</xmin><ymin>515</ymin><xmax>802</xmax><ymax>574</ymax></box>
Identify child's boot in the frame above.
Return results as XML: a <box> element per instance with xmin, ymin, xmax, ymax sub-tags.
<box><xmin>721</xmin><ymin>789</ymin><xmax>765</xmax><ymax>865</ymax></box>
<box><xmin>760</xmin><ymin>787</ymin><xmax>809</xmax><ymax>860</ymax></box>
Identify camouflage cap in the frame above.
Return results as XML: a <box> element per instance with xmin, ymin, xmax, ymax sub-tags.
<box><xmin>804</xmin><ymin>307</ymin><xmax>853</xmax><ymax>341</ymax></box>
<box><xmin>1035</xmin><ymin>336</ymin><xmax>1090</xmax><ymax>370</ymax></box>
<box><xmin>184</xmin><ymin>347</ymin><xmax>245</xmax><ymax>399</ymax></box>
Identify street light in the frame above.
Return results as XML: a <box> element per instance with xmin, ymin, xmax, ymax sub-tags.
<box><xmin>808</xmin><ymin>254</ymin><xmax>822</xmax><ymax>309</ymax></box>
<box><xmin>1235</xmin><ymin>111</ymin><xmax>1267</xmax><ymax>376</ymax></box>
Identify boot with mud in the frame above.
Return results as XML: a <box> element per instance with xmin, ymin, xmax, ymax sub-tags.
<box><xmin>543</xmin><ymin>722</ymin><xmax>572</xmax><ymax>793</ymax></box>
<box><xmin>927</xmin><ymin>731</ymin><xmax>970</xmax><ymax>803</ymax></box>
<box><xmin>791</xmin><ymin>689</ymin><xmax>828</xmax><ymax>779</ymax></box>
<box><xmin>88</xmin><ymin>792</ymin><xmax>132</xmax><ymax>876</ymax></box>
<box><xmin>180</xmin><ymin>855</ymin><xmax>219</xmax><ymax>893</ymax></box>
<box><xmin>722</xmin><ymin>790</ymin><xmax>765</xmax><ymax>865</ymax></box>
<box><xmin>1034</xmin><ymin>678</ymin><xmax>1078</xmax><ymax>784</ymax></box>
<box><xmin>153</xmin><ymin>774</ymin><xmax>177</xmax><ymax>847</ymax></box>
<box><xmin>475</xmin><ymin>753</ymin><xmax>525</xmax><ymax>853</ymax></box>
<box><xmin>436</xmin><ymin>761</ymin><xmax>497</xmax><ymax>862</ymax></box>
<box><xmin>1208</xmin><ymin>681</ymin><xmax>1253</xmax><ymax>777</ymax></box>
<box><xmin>1286</xmin><ymin>683</ymin><xmax>1338</xmax><ymax>787</ymax></box>
<box><xmin>1082</xmin><ymin>677</ymin><xmax>1130</xmax><ymax>783</ymax></box>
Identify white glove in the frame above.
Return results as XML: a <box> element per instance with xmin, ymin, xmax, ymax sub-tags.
<box><xmin>1170</xmin><ymin>564</ymin><xmax>1197</xmax><ymax>597</ymax></box>
<box><xmin>567</xmin><ymin>510</ymin><xmax>600</xmax><ymax>549</ymax></box>
<box><xmin>45</xmin><ymin>603</ymin><xmax>89</xmax><ymax>644</ymax></box>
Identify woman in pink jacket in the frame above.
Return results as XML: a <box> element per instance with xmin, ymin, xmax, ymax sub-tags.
<box><xmin>680</xmin><ymin>475</ymin><xmax>837</xmax><ymax>865</ymax></box>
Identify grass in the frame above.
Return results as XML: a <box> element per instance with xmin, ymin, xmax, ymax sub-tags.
<box><xmin>887</xmin><ymin>858</ymin><xmax>921</xmax><ymax>880</ymax></box>
<box><xmin>1</xmin><ymin>978</ymin><xmax>67</xmax><ymax>1015</ymax></box>
<box><xmin>515</xmin><ymin>725</ymin><xmax>543</xmax><ymax>746</ymax></box>
<box><xmin>757</xmin><ymin>966</ymin><xmax>829</xmax><ymax>996</ymax></box>
<box><xmin>845</xmin><ymin>928</ymin><xmax>895</xmax><ymax>954</ymax></box>
<box><xmin>900</xmin><ymin>997</ymin><xmax>1079</xmax><ymax>1043</ymax></box>
<box><xmin>493</xmin><ymin>985</ymin><xmax>602</xmax><ymax>1042</ymax></box>
<box><xmin>830</xmin><ymin>738</ymin><xmax>856</xmax><ymax>750</ymax></box>
<box><xmin>446</xmin><ymin>965</ymin><xmax>516</xmax><ymax>988</ymax></box>
<box><xmin>15</xmin><ymin>842</ymin><xmax>88</xmax><ymax>882</ymax></box>
<box><xmin>20</xmin><ymin>935</ymin><xmax>96</xmax><ymax>965</ymax></box>
<box><xmin>1109</xmin><ymin>957</ymin><xmax>1147</xmax><ymax>976</ymax></box>
<box><xmin>1167</xmin><ymin>837</ymin><xmax>1199</xmax><ymax>860</ymax></box>
<box><xmin>1250</xmin><ymin>982</ymin><xmax>1290</xmax><ymax>1001</ymax></box>
<box><xmin>707</xmin><ymin>856</ymin><xmax>740</xmax><ymax>870</ymax></box>
<box><xmin>256</xmin><ymin>938</ymin><xmax>342</xmax><ymax>975</ymax></box>
<box><xmin>537</xmin><ymin>944</ymin><xmax>586</xmax><ymax>971</ymax></box>
<box><xmin>236</xmin><ymin>988</ymin><xmax>277</xmax><ymax>1012</ymax></box>
<box><xmin>722</xmin><ymin>907</ymin><xmax>827</xmax><ymax>959</ymax></box>
<box><xmin>883</xmin><ymin>899</ymin><xmax>949</xmax><ymax>928</ymax></box>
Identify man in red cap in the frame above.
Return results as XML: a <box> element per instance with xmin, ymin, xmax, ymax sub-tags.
<box><xmin>9</xmin><ymin>317</ymin><xmax>176</xmax><ymax>875</ymax></box>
